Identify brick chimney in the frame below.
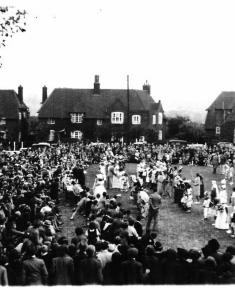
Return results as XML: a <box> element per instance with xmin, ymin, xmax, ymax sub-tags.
<box><xmin>42</xmin><ymin>86</ymin><xmax>47</xmax><ymax>104</ymax></box>
<box><xmin>18</xmin><ymin>85</ymin><xmax>23</xmax><ymax>103</ymax></box>
<box><xmin>94</xmin><ymin>75</ymin><xmax>100</xmax><ymax>94</ymax></box>
<box><xmin>143</xmin><ymin>80</ymin><xmax>151</xmax><ymax>95</ymax></box>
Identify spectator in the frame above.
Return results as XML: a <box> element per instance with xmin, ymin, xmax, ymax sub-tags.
<box><xmin>22</xmin><ymin>243</ymin><xmax>48</xmax><ymax>286</ymax></box>
<box><xmin>80</xmin><ymin>245</ymin><xmax>103</xmax><ymax>284</ymax></box>
<box><xmin>52</xmin><ymin>244</ymin><xmax>74</xmax><ymax>285</ymax></box>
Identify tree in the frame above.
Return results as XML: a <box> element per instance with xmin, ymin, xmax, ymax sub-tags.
<box><xmin>0</xmin><ymin>6</ymin><xmax>27</xmax><ymax>67</ymax></box>
<box><xmin>166</xmin><ymin>115</ymin><xmax>206</xmax><ymax>143</ymax></box>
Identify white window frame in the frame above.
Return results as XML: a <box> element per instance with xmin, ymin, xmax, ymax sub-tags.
<box><xmin>215</xmin><ymin>126</ymin><xmax>220</xmax><ymax>135</ymax></box>
<box><xmin>158</xmin><ymin>112</ymin><xmax>163</xmax><ymax>125</ymax></box>
<box><xmin>49</xmin><ymin>130</ymin><xmax>55</xmax><ymax>142</ymax></box>
<box><xmin>111</xmin><ymin>112</ymin><xmax>124</xmax><ymax>124</ymax></box>
<box><xmin>71</xmin><ymin>113</ymin><xmax>84</xmax><ymax>124</ymax></box>
<box><xmin>47</xmin><ymin>118</ymin><xmax>55</xmax><ymax>125</ymax></box>
<box><xmin>0</xmin><ymin>118</ymin><xmax>6</xmax><ymax>125</ymax></box>
<box><xmin>158</xmin><ymin>130</ymin><xmax>163</xmax><ymax>140</ymax></box>
<box><xmin>152</xmin><ymin>114</ymin><xmax>156</xmax><ymax>125</ymax></box>
<box><xmin>71</xmin><ymin>130</ymin><xmax>83</xmax><ymax>140</ymax></box>
<box><xmin>97</xmin><ymin>119</ymin><xmax>103</xmax><ymax>126</ymax></box>
<box><xmin>132</xmin><ymin>115</ymin><xmax>141</xmax><ymax>125</ymax></box>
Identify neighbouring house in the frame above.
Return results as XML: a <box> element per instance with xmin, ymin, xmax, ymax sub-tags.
<box><xmin>37</xmin><ymin>76</ymin><xmax>165</xmax><ymax>142</ymax></box>
<box><xmin>0</xmin><ymin>86</ymin><xmax>29</xmax><ymax>144</ymax></box>
<box><xmin>205</xmin><ymin>91</ymin><xmax>235</xmax><ymax>143</ymax></box>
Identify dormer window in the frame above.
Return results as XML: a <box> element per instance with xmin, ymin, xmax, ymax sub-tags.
<box><xmin>111</xmin><ymin>112</ymin><xmax>124</xmax><ymax>124</ymax></box>
<box><xmin>132</xmin><ymin>115</ymin><xmax>141</xmax><ymax>125</ymax></box>
<box><xmin>0</xmin><ymin>118</ymin><xmax>6</xmax><ymax>125</ymax></box>
<box><xmin>71</xmin><ymin>113</ymin><xmax>84</xmax><ymax>123</ymax></box>
<box><xmin>47</xmin><ymin>118</ymin><xmax>55</xmax><ymax>125</ymax></box>
<box><xmin>158</xmin><ymin>112</ymin><xmax>163</xmax><ymax>125</ymax></box>
<box><xmin>97</xmin><ymin>119</ymin><xmax>103</xmax><ymax>126</ymax></box>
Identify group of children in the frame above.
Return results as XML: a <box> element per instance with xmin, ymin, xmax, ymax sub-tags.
<box><xmin>201</xmin><ymin>180</ymin><xmax>235</xmax><ymax>238</ymax></box>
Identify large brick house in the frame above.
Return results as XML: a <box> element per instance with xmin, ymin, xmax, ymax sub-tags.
<box><xmin>205</xmin><ymin>91</ymin><xmax>235</xmax><ymax>143</ymax></box>
<box><xmin>38</xmin><ymin>76</ymin><xmax>165</xmax><ymax>142</ymax></box>
<box><xmin>0</xmin><ymin>86</ymin><xmax>29</xmax><ymax>143</ymax></box>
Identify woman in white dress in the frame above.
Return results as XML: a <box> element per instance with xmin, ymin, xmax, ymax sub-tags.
<box><xmin>215</xmin><ymin>203</ymin><xmax>229</xmax><ymax>230</ymax></box>
<box><xmin>112</xmin><ymin>162</ymin><xmax>121</xmax><ymax>189</ymax></box>
<box><xmin>215</xmin><ymin>180</ymin><xmax>229</xmax><ymax>230</ymax></box>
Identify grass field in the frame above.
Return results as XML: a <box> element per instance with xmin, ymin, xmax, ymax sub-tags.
<box><xmin>58</xmin><ymin>164</ymin><xmax>235</xmax><ymax>252</ymax></box>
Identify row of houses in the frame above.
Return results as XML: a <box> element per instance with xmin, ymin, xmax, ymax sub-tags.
<box><xmin>0</xmin><ymin>76</ymin><xmax>165</xmax><ymax>144</ymax></box>
<box><xmin>3</xmin><ymin>76</ymin><xmax>235</xmax><ymax>145</ymax></box>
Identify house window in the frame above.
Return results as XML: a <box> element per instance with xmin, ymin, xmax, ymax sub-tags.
<box><xmin>111</xmin><ymin>112</ymin><xmax>124</xmax><ymax>124</ymax></box>
<box><xmin>71</xmin><ymin>113</ymin><xmax>84</xmax><ymax>123</ymax></box>
<box><xmin>158</xmin><ymin>130</ymin><xmax>163</xmax><ymax>140</ymax></box>
<box><xmin>152</xmin><ymin>115</ymin><xmax>156</xmax><ymax>125</ymax></box>
<box><xmin>215</xmin><ymin>126</ymin><xmax>220</xmax><ymax>135</ymax></box>
<box><xmin>71</xmin><ymin>130</ymin><xmax>83</xmax><ymax>140</ymax></box>
<box><xmin>19</xmin><ymin>112</ymin><xmax>22</xmax><ymax>120</ymax></box>
<box><xmin>47</xmin><ymin>118</ymin><xmax>55</xmax><ymax>125</ymax></box>
<box><xmin>132</xmin><ymin>115</ymin><xmax>141</xmax><ymax>125</ymax></box>
<box><xmin>97</xmin><ymin>119</ymin><xmax>103</xmax><ymax>126</ymax></box>
<box><xmin>158</xmin><ymin>112</ymin><xmax>163</xmax><ymax>125</ymax></box>
<box><xmin>0</xmin><ymin>118</ymin><xmax>6</xmax><ymax>125</ymax></box>
<box><xmin>49</xmin><ymin>130</ymin><xmax>55</xmax><ymax>142</ymax></box>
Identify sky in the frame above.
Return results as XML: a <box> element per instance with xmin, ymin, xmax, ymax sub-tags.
<box><xmin>1</xmin><ymin>0</ymin><xmax>235</xmax><ymax>119</ymax></box>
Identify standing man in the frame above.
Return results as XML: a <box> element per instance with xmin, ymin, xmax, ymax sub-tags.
<box><xmin>194</xmin><ymin>173</ymin><xmax>201</xmax><ymax>204</ymax></box>
<box><xmin>146</xmin><ymin>188</ymin><xmax>162</xmax><ymax>233</ymax></box>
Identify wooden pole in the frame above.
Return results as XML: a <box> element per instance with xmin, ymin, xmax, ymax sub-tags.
<box><xmin>127</xmin><ymin>75</ymin><xmax>130</xmax><ymax>144</ymax></box>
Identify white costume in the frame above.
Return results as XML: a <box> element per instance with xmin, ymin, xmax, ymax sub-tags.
<box><xmin>215</xmin><ymin>204</ymin><xmax>229</xmax><ymax>230</ymax></box>
<box><xmin>93</xmin><ymin>173</ymin><xmax>107</xmax><ymax>198</ymax></box>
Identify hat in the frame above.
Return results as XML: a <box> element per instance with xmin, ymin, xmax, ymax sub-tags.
<box><xmin>221</xmin><ymin>179</ymin><xmax>226</xmax><ymax>185</ymax></box>
<box><xmin>108</xmin><ymin>244</ymin><xmax>116</xmax><ymax>252</ymax></box>
<box><xmin>44</xmin><ymin>220</ymin><xmax>52</xmax><ymax>227</ymax></box>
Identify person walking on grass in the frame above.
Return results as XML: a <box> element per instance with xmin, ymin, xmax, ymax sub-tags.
<box><xmin>194</xmin><ymin>173</ymin><xmax>201</xmax><ymax>204</ymax></box>
<box><xmin>146</xmin><ymin>188</ymin><xmax>161</xmax><ymax>233</ymax></box>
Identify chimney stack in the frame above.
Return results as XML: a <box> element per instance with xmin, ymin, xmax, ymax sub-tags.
<box><xmin>94</xmin><ymin>75</ymin><xmax>100</xmax><ymax>94</ymax></box>
<box><xmin>18</xmin><ymin>85</ymin><xmax>23</xmax><ymax>103</ymax></box>
<box><xmin>143</xmin><ymin>80</ymin><xmax>151</xmax><ymax>95</ymax></box>
<box><xmin>42</xmin><ymin>86</ymin><xmax>47</xmax><ymax>104</ymax></box>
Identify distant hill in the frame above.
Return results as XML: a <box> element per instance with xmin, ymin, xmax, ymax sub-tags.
<box><xmin>165</xmin><ymin>110</ymin><xmax>206</xmax><ymax>124</ymax></box>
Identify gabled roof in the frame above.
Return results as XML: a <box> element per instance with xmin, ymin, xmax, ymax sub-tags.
<box><xmin>207</xmin><ymin>91</ymin><xmax>235</xmax><ymax>111</ymax></box>
<box><xmin>38</xmin><ymin>88</ymin><xmax>159</xmax><ymax>119</ymax></box>
<box><xmin>0</xmin><ymin>90</ymin><xmax>28</xmax><ymax>119</ymax></box>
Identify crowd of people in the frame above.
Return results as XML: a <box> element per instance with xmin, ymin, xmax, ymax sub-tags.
<box><xmin>0</xmin><ymin>141</ymin><xmax>235</xmax><ymax>285</ymax></box>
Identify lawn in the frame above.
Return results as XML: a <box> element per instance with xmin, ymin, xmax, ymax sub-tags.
<box><xmin>58</xmin><ymin>163</ymin><xmax>235</xmax><ymax>252</ymax></box>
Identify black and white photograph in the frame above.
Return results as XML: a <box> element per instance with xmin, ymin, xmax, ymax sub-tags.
<box><xmin>0</xmin><ymin>0</ymin><xmax>235</xmax><ymax>286</ymax></box>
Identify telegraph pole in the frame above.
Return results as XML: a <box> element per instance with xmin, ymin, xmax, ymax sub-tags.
<box><xmin>127</xmin><ymin>75</ymin><xmax>130</xmax><ymax>144</ymax></box>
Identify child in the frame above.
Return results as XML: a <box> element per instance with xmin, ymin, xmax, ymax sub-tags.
<box><xmin>202</xmin><ymin>191</ymin><xmax>211</xmax><ymax>220</ymax></box>
<box><xmin>120</xmin><ymin>173</ymin><xmax>129</xmax><ymax>192</ymax></box>
<box><xmin>230</xmin><ymin>212</ymin><xmax>235</xmax><ymax>238</ymax></box>
<box><xmin>181</xmin><ymin>184</ymin><xmax>193</xmax><ymax>213</ymax></box>
<box><xmin>231</xmin><ymin>187</ymin><xmax>235</xmax><ymax>210</ymax></box>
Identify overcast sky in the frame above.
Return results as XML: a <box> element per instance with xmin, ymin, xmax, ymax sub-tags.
<box><xmin>1</xmin><ymin>0</ymin><xmax>235</xmax><ymax>117</ymax></box>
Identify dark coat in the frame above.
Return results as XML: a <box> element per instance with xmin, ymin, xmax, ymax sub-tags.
<box><xmin>80</xmin><ymin>257</ymin><xmax>103</xmax><ymax>284</ymax></box>
<box><xmin>120</xmin><ymin>259</ymin><xmax>143</xmax><ymax>284</ymax></box>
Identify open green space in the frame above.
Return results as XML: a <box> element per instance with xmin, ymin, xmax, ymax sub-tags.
<box><xmin>59</xmin><ymin>164</ymin><xmax>235</xmax><ymax>252</ymax></box>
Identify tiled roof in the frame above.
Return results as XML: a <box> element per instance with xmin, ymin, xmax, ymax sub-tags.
<box><xmin>0</xmin><ymin>90</ymin><xmax>27</xmax><ymax>119</ymax></box>
<box><xmin>206</xmin><ymin>92</ymin><xmax>235</xmax><ymax>110</ymax></box>
<box><xmin>205</xmin><ymin>92</ymin><xmax>235</xmax><ymax>129</ymax></box>
<box><xmin>38</xmin><ymin>88</ymin><xmax>159</xmax><ymax>119</ymax></box>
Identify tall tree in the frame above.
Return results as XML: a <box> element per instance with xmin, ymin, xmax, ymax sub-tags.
<box><xmin>0</xmin><ymin>5</ymin><xmax>27</xmax><ymax>67</ymax></box>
